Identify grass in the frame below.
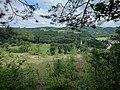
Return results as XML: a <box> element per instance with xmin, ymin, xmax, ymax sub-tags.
<box><xmin>96</xmin><ymin>37</ymin><xmax>108</xmax><ymax>41</ymax></box>
<box><xmin>39</xmin><ymin>44</ymin><xmax>50</xmax><ymax>53</ymax></box>
<box><xmin>57</xmin><ymin>30</ymin><xmax>65</xmax><ymax>33</ymax></box>
<box><xmin>7</xmin><ymin>43</ymin><xmax>87</xmax><ymax>78</ymax></box>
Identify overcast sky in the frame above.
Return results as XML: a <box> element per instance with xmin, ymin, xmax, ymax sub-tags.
<box><xmin>4</xmin><ymin>0</ymin><xmax>120</xmax><ymax>28</ymax></box>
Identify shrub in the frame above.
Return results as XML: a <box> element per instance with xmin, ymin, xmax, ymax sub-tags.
<box><xmin>0</xmin><ymin>60</ymin><xmax>39</xmax><ymax>90</ymax></box>
<box><xmin>0</xmin><ymin>51</ymin><xmax>39</xmax><ymax>90</ymax></box>
<box><xmin>46</xmin><ymin>58</ymin><xmax>80</xmax><ymax>90</ymax></box>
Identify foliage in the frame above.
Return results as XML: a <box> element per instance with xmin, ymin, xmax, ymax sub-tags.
<box><xmin>33</xmin><ymin>30</ymin><xmax>76</xmax><ymax>44</ymax></box>
<box><xmin>54</xmin><ymin>47</ymin><xmax>59</xmax><ymax>58</ymax></box>
<box><xmin>14</xmin><ymin>29</ymin><xmax>34</xmax><ymax>42</ymax></box>
<box><xmin>49</xmin><ymin>0</ymin><xmax>120</xmax><ymax>28</ymax></box>
<box><xmin>0</xmin><ymin>0</ymin><xmax>38</xmax><ymax>26</ymax></box>
<box><xmin>0</xmin><ymin>27</ymin><xmax>112</xmax><ymax>51</ymax></box>
<box><xmin>80</xmin><ymin>43</ymin><xmax>89</xmax><ymax>52</ymax></box>
<box><xmin>86</xmin><ymin>28</ymin><xmax>120</xmax><ymax>90</ymax></box>
<box><xmin>0</xmin><ymin>62</ymin><xmax>38</xmax><ymax>90</ymax></box>
<box><xmin>28</xmin><ymin>44</ymin><xmax>49</xmax><ymax>57</ymax></box>
<box><xmin>70</xmin><ymin>45</ymin><xmax>77</xmax><ymax>55</ymax></box>
<box><xmin>87</xmin><ymin>38</ymin><xmax>106</xmax><ymax>49</ymax></box>
<box><xmin>0</xmin><ymin>26</ymin><xmax>118</xmax><ymax>90</ymax></box>
<box><xmin>50</xmin><ymin>43</ymin><xmax>73</xmax><ymax>55</ymax></box>
<box><xmin>18</xmin><ymin>42</ymin><xmax>31</xmax><ymax>53</ymax></box>
<box><xmin>0</xmin><ymin>27</ymin><xmax>16</xmax><ymax>44</ymax></box>
<box><xmin>46</xmin><ymin>58</ymin><xmax>80</xmax><ymax>90</ymax></box>
<box><xmin>0</xmin><ymin>49</ymin><xmax>39</xmax><ymax>90</ymax></box>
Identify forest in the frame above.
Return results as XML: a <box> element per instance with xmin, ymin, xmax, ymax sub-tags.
<box><xmin>0</xmin><ymin>0</ymin><xmax>120</xmax><ymax>90</ymax></box>
<box><xmin>0</xmin><ymin>26</ymin><xmax>120</xmax><ymax>90</ymax></box>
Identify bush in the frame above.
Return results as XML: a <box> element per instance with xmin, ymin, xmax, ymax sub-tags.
<box><xmin>17</xmin><ymin>42</ymin><xmax>31</xmax><ymax>53</ymax></box>
<box><xmin>0</xmin><ymin>50</ymin><xmax>39</xmax><ymax>90</ymax></box>
<box><xmin>0</xmin><ymin>60</ymin><xmax>39</xmax><ymax>90</ymax></box>
<box><xmin>84</xmin><ymin>28</ymin><xmax>120</xmax><ymax>90</ymax></box>
<box><xmin>28</xmin><ymin>44</ymin><xmax>42</xmax><ymax>55</ymax></box>
<box><xmin>46</xmin><ymin>57</ymin><xmax>80</xmax><ymax>90</ymax></box>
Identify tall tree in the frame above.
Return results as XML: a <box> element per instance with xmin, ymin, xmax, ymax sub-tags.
<box><xmin>87</xmin><ymin>27</ymin><xmax>120</xmax><ymax>90</ymax></box>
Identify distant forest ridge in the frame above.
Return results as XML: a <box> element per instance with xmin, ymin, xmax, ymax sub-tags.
<box><xmin>15</xmin><ymin>26</ymin><xmax>116</xmax><ymax>30</ymax></box>
<box><xmin>9</xmin><ymin>26</ymin><xmax>116</xmax><ymax>37</ymax></box>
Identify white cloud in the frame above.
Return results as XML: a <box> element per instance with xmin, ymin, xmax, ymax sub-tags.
<box><xmin>38</xmin><ymin>0</ymin><xmax>67</xmax><ymax>6</ymax></box>
<box><xmin>34</xmin><ymin>8</ymin><xmax>49</xmax><ymax>15</ymax></box>
<box><xmin>6</xmin><ymin>0</ymin><xmax>119</xmax><ymax>28</ymax></box>
<box><xmin>8</xmin><ymin>0</ymin><xmax>67</xmax><ymax>28</ymax></box>
<box><xmin>100</xmin><ymin>21</ymin><xmax>120</xmax><ymax>27</ymax></box>
<box><xmin>39</xmin><ymin>1</ymin><xmax>53</xmax><ymax>7</ymax></box>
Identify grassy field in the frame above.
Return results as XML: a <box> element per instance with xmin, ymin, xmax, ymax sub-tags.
<box><xmin>96</xmin><ymin>37</ymin><xmax>108</xmax><ymax>41</ymax></box>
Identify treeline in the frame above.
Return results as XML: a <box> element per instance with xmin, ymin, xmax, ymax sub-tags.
<box><xmin>0</xmin><ymin>27</ymin><xmax>108</xmax><ymax>55</ymax></box>
<box><xmin>81</xmin><ymin>27</ymin><xmax>116</xmax><ymax>37</ymax></box>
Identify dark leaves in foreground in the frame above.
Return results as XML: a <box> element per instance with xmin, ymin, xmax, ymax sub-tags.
<box><xmin>0</xmin><ymin>0</ymin><xmax>39</xmax><ymax>26</ymax></box>
<box><xmin>47</xmin><ymin>0</ymin><xmax>120</xmax><ymax>29</ymax></box>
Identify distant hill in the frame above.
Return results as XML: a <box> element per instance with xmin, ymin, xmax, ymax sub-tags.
<box><xmin>31</xmin><ymin>26</ymin><xmax>116</xmax><ymax>37</ymax></box>
<box><xmin>80</xmin><ymin>27</ymin><xmax>116</xmax><ymax>37</ymax></box>
<box><xmin>9</xmin><ymin>26</ymin><xmax>116</xmax><ymax>37</ymax></box>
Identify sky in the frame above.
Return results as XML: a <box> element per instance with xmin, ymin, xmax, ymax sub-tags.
<box><xmin>1</xmin><ymin>0</ymin><xmax>119</xmax><ymax>28</ymax></box>
<box><xmin>7</xmin><ymin>0</ymin><xmax>67</xmax><ymax>28</ymax></box>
